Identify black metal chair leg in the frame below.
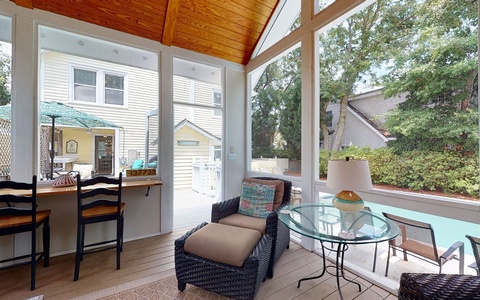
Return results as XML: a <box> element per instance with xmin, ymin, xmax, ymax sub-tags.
<box><xmin>74</xmin><ymin>224</ymin><xmax>83</xmax><ymax>281</ymax></box>
<box><xmin>30</xmin><ymin>232</ymin><xmax>36</xmax><ymax>291</ymax></box>
<box><xmin>43</xmin><ymin>218</ymin><xmax>50</xmax><ymax>267</ymax></box>
<box><xmin>385</xmin><ymin>243</ymin><xmax>391</xmax><ymax>277</ymax></box>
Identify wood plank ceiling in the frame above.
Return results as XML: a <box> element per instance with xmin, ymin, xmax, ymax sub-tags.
<box><xmin>11</xmin><ymin>0</ymin><xmax>280</xmax><ymax>65</ymax></box>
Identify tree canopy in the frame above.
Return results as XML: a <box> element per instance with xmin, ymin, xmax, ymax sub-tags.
<box><xmin>381</xmin><ymin>0</ymin><xmax>478</xmax><ymax>153</ymax></box>
<box><xmin>251</xmin><ymin>0</ymin><xmax>478</xmax><ymax>158</ymax></box>
<box><xmin>0</xmin><ymin>47</ymin><xmax>11</xmax><ymax>106</ymax></box>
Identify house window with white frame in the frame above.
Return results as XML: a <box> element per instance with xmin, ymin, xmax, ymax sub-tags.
<box><xmin>105</xmin><ymin>73</ymin><xmax>125</xmax><ymax>105</ymax></box>
<box><xmin>213</xmin><ymin>89</ymin><xmax>221</xmax><ymax>117</ymax></box>
<box><xmin>73</xmin><ymin>69</ymin><xmax>97</xmax><ymax>103</ymax></box>
<box><xmin>213</xmin><ymin>145</ymin><xmax>221</xmax><ymax>161</ymax></box>
<box><xmin>72</xmin><ymin>67</ymin><xmax>126</xmax><ymax>106</ymax></box>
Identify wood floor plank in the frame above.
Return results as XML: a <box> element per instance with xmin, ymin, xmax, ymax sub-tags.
<box><xmin>0</xmin><ymin>229</ymin><xmax>395</xmax><ymax>300</ymax></box>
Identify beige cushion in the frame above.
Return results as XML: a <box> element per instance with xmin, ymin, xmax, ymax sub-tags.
<box><xmin>185</xmin><ymin>223</ymin><xmax>261</xmax><ymax>267</ymax></box>
<box><xmin>244</xmin><ymin>178</ymin><xmax>285</xmax><ymax>210</ymax></box>
<box><xmin>219</xmin><ymin>213</ymin><xmax>267</xmax><ymax>235</ymax></box>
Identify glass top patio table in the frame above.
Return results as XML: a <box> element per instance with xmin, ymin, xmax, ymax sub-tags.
<box><xmin>278</xmin><ymin>203</ymin><xmax>400</xmax><ymax>244</ymax></box>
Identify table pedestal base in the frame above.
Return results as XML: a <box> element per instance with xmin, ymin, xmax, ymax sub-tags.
<box><xmin>297</xmin><ymin>242</ymin><xmax>361</xmax><ymax>300</ymax></box>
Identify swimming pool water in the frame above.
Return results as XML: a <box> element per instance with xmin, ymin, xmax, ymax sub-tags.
<box><xmin>318</xmin><ymin>194</ymin><xmax>479</xmax><ymax>256</ymax></box>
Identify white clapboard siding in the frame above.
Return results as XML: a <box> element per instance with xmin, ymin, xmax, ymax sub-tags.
<box><xmin>173</xmin><ymin>76</ymin><xmax>222</xmax><ymax>137</ymax></box>
<box><xmin>43</xmin><ymin>51</ymin><xmax>159</xmax><ymax>167</ymax></box>
<box><xmin>174</xmin><ymin>126</ymin><xmax>210</xmax><ymax>190</ymax></box>
<box><xmin>43</xmin><ymin>52</ymin><xmax>221</xmax><ymax>188</ymax></box>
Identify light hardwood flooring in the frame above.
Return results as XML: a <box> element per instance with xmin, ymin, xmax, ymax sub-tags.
<box><xmin>1</xmin><ymin>228</ymin><xmax>397</xmax><ymax>300</ymax></box>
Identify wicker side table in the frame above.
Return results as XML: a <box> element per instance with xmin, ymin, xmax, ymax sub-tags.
<box><xmin>399</xmin><ymin>273</ymin><xmax>480</xmax><ymax>300</ymax></box>
<box><xmin>175</xmin><ymin>222</ymin><xmax>272</xmax><ymax>300</ymax></box>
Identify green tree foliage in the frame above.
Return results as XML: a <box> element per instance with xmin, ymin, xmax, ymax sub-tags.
<box><xmin>251</xmin><ymin>63</ymin><xmax>283</xmax><ymax>158</ymax></box>
<box><xmin>381</xmin><ymin>0</ymin><xmax>478</xmax><ymax>153</ymax></box>
<box><xmin>251</xmin><ymin>48</ymin><xmax>302</xmax><ymax>159</ymax></box>
<box><xmin>278</xmin><ymin>48</ymin><xmax>302</xmax><ymax>160</ymax></box>
<box><xmin>0</xmin><ymin>47</ymin><xmax>11</xmax><ymax>106</ymax></box>
<box><xmin>319</xmin><ymin>0</ymin><xmax>417</xmax><ymax>150</ymax></box>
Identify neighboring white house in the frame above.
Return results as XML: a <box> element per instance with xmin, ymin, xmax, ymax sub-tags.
<box><xmin>41</xmin><ymin>50</ymin><xmax>222</xmax><ymax>188</ymax></box>
<box><xmin>326</xmin><ymin>88</ymin><xmax>406</xmax><ymax>149</ymax></box>
<box><xmin>173</xmin><ymin>119</ymin><xmax>221</xmax><ymax>191</ymax></box>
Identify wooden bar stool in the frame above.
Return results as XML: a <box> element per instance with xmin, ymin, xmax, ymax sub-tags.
<box><xmin>74</xmin><ymin>173</ymin><xmax>124</xmax><ymax>281</ymax></box>
<box><xmin>0</xmin><ymin>175</ymin><xmax>51</xmax><ymax>290</ymax></box>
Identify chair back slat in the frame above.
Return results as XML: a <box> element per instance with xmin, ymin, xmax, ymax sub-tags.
<box><xmin>0</xmin><ymin>194</ymin><xmax>35</xmax><ymax>205</ymax></box>
<box><xmin>0</xmin><ymin>207</ymin><xmax>33</xmax><ymax>217</ymax></box>
<box><xmin>82</xmin><ymin>187</ymin><xmax>120</xmax><ymax>199</ymax></box>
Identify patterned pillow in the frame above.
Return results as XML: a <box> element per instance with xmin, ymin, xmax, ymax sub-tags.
<box><xmin>238</xmin><ymin>182</ymin><xmax>276</xmax><ymax>218</ymax></box>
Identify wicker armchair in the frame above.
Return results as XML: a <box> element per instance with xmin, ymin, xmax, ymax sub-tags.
<box><xmin>175</xmin><ymin>222</ymin><xmax>272</xmax><ymax>300</ymax></box>
<box><xmin>211</xmin><ymin>177</ymin><xmax>292</xmax><ymax>278</ymax></box>
<box><xmin>399</xmin><ymin>273</ymin><xmax>480</xmax><ymax>300</ymax></box>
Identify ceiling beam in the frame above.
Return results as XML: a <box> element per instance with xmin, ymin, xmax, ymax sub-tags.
<box><xmin>162</xmin><ymin>0</ymin><xmax>180</xmax><ymax>46</ymax></box>
<box><xmin>13</xmin><ymin>0</ymin><xmax>34</xmax><ymax>9</ymax></box>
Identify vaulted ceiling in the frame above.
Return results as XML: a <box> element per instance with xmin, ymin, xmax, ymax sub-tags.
<box><xmin>11</xmin><ymin>0</ymin><xmax>280</xmax><ymax>65</ymax></box>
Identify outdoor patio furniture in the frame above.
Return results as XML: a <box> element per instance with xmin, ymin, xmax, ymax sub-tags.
<box><xmin>74</xmin><ymin>173</ymin><xmax>124</xmax><ymax>281</ymax></box>
<box><xmin>131</xmin><ymin>159</ymin><xmax>144</xmax><ymax>170</ymax></box>
<box><xmin>363</xmin><ymin>206</ymin><xmax>380</xmax><ymax>272</ymax></box>
<box><xmin>466</xmin><ymin>234</ymin><xmax>480</xmax><ymax>275</ymax></box>
<box><xmin>175</xmin><ymin>222</ymin><xmax>272</xmax><ymax>300</ymax></box>
<box><xmin>0</xmin><ymin>175</ymin><xmax>51</xmax><ymax>290</ymax></box>
<box><xmin>72</xmin><ymin>163</ymin><xmax>94</xmax><ymax>179</ymax></box>
<box><xmin>211</xmin><ymin>177</ymin><xmax>292</xmax><ymax>278</ymax></box>
<box><xmin>398</xmin><ymin>273</ymin><xmax>480</xmax><ymax>300</ymax></box>
<box><xmin>382</xmin><ymin>212</ymin><xmax>464</xmax><ymax>277</ymax></box>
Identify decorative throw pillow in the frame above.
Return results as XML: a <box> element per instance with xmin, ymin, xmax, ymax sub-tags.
<box><xmin>243</xmin><ymin>178</ymin><xmax>284</xmax><ymax>210</ymax></box>
<box><xmin>238</xmin><ymin>182</ymin><xmax>276</xmax><ymax>218</ymax></box>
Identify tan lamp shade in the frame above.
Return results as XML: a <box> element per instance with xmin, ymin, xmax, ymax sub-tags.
<box><xmin>327</xmin><ymin>158</ymin><xmax>372</xmax><ymax>212</ymax></box>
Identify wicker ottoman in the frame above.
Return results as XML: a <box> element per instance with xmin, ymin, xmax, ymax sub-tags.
<box><xmin>175</xmin><ymin>222</ymin><xmax>272</xmax><ymax>300</ymax></box>
<box><xmin>399</xmin><ymin>273</ymin><xmax>480</xmax><ymax>300</ymax></box>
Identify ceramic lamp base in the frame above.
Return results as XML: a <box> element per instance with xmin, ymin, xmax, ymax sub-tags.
<box><xmin>332</xmin><ymin>190</ymin><xmax>364</xmax><ymax>212</ymax></box>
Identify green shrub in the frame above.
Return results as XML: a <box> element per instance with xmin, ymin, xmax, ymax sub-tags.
<box><xmin>320</xmin><ymin>147</ymin><xmax>479</xmax><ymax>198</ymax></box>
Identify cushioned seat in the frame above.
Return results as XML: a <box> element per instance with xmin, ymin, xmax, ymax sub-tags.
<box><xmin>185</xmin><ymin>223</ymin><xmax>261</xmax><ymax>267</ymax></box>
<box><xmin>218</xmin><ymin>213</ymin><xmax>267</xmax><ymax>235</ymax></box>
<box><xmin>212</xmin><ymin>177</ymin><xmax>292</xmax><ymax>278</ymax></box>
<box><xmin>175</xmin><ymin>222</ymin><xmax>272</xmax><ymax>300</ymax></box>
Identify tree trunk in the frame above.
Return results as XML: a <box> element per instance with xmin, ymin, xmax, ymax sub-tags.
<box><xmin>332</xmin><ymin>96</ymin><xmax>348</xmax><ymax>151</ymax></box>
<box><xmin>319</xmin><ymin>99</ymin><xmax>330</xmax><ymax>150</ymax></box>
<box><xmin>320</xmin><ymin>123</ymin><xmax>330</xmax><ymax>150</ymax></box>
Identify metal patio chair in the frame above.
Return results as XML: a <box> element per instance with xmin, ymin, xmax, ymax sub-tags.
<box><xmin>466</xmin><ymin>234</ymin><xmax>480</xmax><ymax>275</ymax></box>
<box><xmin>382</xmin><ymin>212</ymin><xmax>464</xmax><ymax>276</ymax></box>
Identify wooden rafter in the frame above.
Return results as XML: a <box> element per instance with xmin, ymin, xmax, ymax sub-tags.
<box><xmin>162</xmin><ymin>0</ymin><xmax>180</xmax><ymax>46</ymax></box>
<box><xmin>13</xmin><ymin>0</ymin><xmax>34</xmax><ymax>9</ymax></box>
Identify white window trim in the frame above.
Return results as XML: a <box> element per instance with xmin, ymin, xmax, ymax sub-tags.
<box><xmin>68</xmin><ymin>64</ymin><xmax>128</xmax><ymax>107</ymax></box>
<box><xmin>212</xmin><ymin>88</ymin><xmax>222</xmax><ymax>118</ymax></box>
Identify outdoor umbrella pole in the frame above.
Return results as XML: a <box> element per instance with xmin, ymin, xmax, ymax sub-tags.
<box><xmin>49</xmin><ymin>116</ymin><xmax>56</xmax><ymax>179</ymax></box>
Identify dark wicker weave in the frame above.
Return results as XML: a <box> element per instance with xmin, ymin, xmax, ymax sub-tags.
<box><xmin>399</xmin><ymin>273</ymin><xmax>480</xmax><ymax>300</ymax></box>
<box><xmin>211</xmin><ymin>177</ymin><xmax>292</xmax><ymax>278</ymax></box>
<box><xmin>175</xmin><ymin>222</ymin><xmax>272</xmax><ymax>300</ymax></box>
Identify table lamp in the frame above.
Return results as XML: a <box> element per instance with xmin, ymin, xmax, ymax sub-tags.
<box><xmin>326</xmin><ymin>157</ymin><xmax>372</xmax><ymax>212</ymax></box>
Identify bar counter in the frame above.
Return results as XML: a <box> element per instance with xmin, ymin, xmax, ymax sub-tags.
<box><xmin>1</xmin><ymin>177</ymin><xmax>164</xmax><ymax>258</ymax></box>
